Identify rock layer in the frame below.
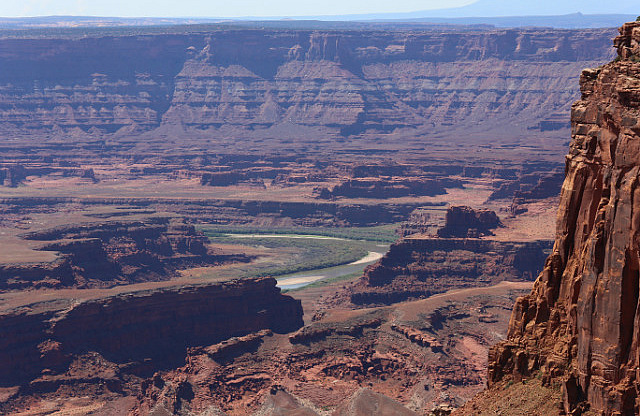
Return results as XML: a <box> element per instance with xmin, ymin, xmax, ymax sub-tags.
<box><xmin>0</xmin><ymin>217</ymin><xmax>246</xmax><ymax>289</ymax></box>
<box><xmin>344</xmin><ymin>237</ymin><xmax>550</xmax><ymax>305</ymax></box>
<box><xmin>487</xmin><ymin>22</ymin><xmax>640</xmax><ymax>415</ymax></box>
<box><xmin>0</xmin><ymin>277</ymin><xmax>303</xmax><ymax>386</ymax></box>
<box><xmin>0</xmin><ymin>27</ymin><xmax>615</xmax><ymax>140</ymax></box>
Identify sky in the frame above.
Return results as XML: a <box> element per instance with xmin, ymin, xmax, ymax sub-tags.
<box><xmin>1</xmin><ymin>0</ymin><xmax>477</xmax><ymax>18</ymax></box>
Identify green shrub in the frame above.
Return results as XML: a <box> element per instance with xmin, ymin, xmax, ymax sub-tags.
<box><xmin>636</xmin><ymin>16</ymin><xmax>640</xmax><ymax>21</ymax></box>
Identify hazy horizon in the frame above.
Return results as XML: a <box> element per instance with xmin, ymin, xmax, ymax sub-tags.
<box><xmin>2</xmin><ymin>0</ymin><xmax>638</xmax><ymax>19</ymax></box>
<box><xmin>1</xmin><ymin>0</ymin><xmax>474</xmax><ymax>19</ymax></box>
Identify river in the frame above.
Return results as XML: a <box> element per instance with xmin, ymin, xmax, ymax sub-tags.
<box><xmin>223</xmin><ymin>233</ymin><xmax>390</xmax><ymax>290</ymax></box>
<box><xmin>275</xmin><ymin>242</ymin><xmax>388</xmax><ymax>290</ymax></box>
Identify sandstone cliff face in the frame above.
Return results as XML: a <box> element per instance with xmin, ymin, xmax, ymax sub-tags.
<box><xmin>0</xmin><ymin>28</ymin><xmax>615</xmax><ymax>139</ymax></box>
<box><xmin>437</xmin><ymin>206</ymin><xmax>501</xmax><ymax>238</ymax></box>
<box><xmin>0</xmin><ymin>277</ymin><xmax>303</xmax><ymax>386</ymax></box>
<box><xmin>0</xmin><ymin>217</ymin><xmax>242</xmax><ymax>289</ymax></box>
<box><xmin>345</xmin><ymin>238</ymin><xmax>550</xmax><ymax>305</ymax></box>
<box><xmin>488</xmin><ymin>22</ymin><xmax>640</xmax><ymax>415</ymax></box>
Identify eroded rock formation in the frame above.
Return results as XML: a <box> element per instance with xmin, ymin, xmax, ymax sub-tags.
<box><xmin>0</xmin><ymin>27</ymin><xmax>615</xmax><ymax>140</ymax></box>
<box><xmin>0</xmin><ymin>277</ymin><xmax>302</xmax><ymax>386</ymax></box>
<box><xmin>335</xmin><ymin>203</ymin><xmax>548</xmax><ymax>307</ymax></box>
<box><xmin>131</xmin><ymin>286</ymin><xmax>524</xmax><ymax>415</ymax></box>
<box><xmin>316</xmin><ymin>177</ymin><xmax>463</xmax><ymax>199</ymax></box>
<box><xmin>486</xmin><ymin>21</ymin><xmax>640</xmax><ymax>415</ymax></box>
<box><xmin>437</xmin><ymin>206</ymin><xmax>501</xmax><ymax>238</ymax></box>
<box><xmin>343</xmin><ymin>237</ymin><xmax>550</xmax><ymax>305</ymax></box>
<box><xmin>0</xmin><ymin>217</ymin><xmax>247</xmax><ymax>289</ymax></box>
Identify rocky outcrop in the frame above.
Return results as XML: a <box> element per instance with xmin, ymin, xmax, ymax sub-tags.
<box><xmin>486</xmin><ymin>21</ymin><xmax>640</xmax><ymax>415</ymax></box>
<box><xmin>0</xmin><ymin>196</ymin><xmax>425</xmax><ymax>227</ymax></box>
<box><xmin>0</xmin><ymin>163</ymin><xmax>98</xmax><ymax>187</ymax></box>
<box><xmin>316</xmin><ymin>177</ymin><xmax>463</xmax><ymax>199</ymax></box>
<box><xmin>0</xmin><ymin>277</ymin><xmax>303</xmax><ymax>386</ymax></box>
<box><xmin>345</xmin><ymin>237</ymin><xmax>550</xmax><ymax>305</ymax></box>
<box><xmin>0</xmin><ymin>27</ymin><xmax>615</xmax><ymax>140</ymax></box>
<box><xmin>0</xmin><ymin>217</ymin><xmax>247</xmax><ymax>289</ymax></box>
<box><xmin>197</xmin><ymin>329</ymin><xmax>273</xmax><ymax>362</ymax></box>
<box><xmin>391</xmin><ymin>324</ymin><xmax>443</xmax><ymax>352</ymax></box>
<box><xmin>288</xmin><ymin>316</ymin><xmax>383</xmax><ymax>345</ymax></box>
<box><xmin>437</xmin><ymin>206</ymin><xmax>501</xmax><ymax>238</ymax></box>
<box><xmin>200</xmin><ymin>171</ymin><xmax>245</xmax><ymax>186</ymax></box>
<box><xmin>0</xmin><ymin>165</ymin><xmax>28</xmax><ymax>187</ymax></box>
<box><xmin>488</xmin><ymin>170</ymin><xmax>565</xmax><ymax>201</ymax></box>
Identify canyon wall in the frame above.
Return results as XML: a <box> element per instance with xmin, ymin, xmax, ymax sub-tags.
<box><xmin>487</xmin><ymin>22</ymin><xmax>640</xmax><ymax>415</ymax></box>
<box><xmin>0</xmin><ymin>277</ymin><xmax>303</xmax><ymax>385</ymax></box>
<box><xmin>0</xmin><ymin>217</ymin><xmax>247</xmax><ymax>289</ymax></box>
<box><xmin>341</xmin><ymin>206</ymin><xmax>550</xmax><ymax>306</ymax></box>
<box><xmin>0</xmin><ymin>196</ymin><xmax>424</xmax><ymax>227</ymax></box>
<box><xmin>344</xmin><ymin>237</ymin><xmax>551</xmax><ymax>305</ymax></box>
<box><xmin>0</xmin><ymin>27</ymin><xmax>615</xmax><ymax>141</ymax></box>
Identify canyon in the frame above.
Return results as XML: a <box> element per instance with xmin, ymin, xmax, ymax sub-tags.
<box><xmin>0</xmin><ymin>217</ymin><xmax>250</xmax><ymax>290</ymax></box>
<box><xmin>344</xmin><ymin>234</ymin><xmax>551</xmax><ymax>306</ymax></box>
<box><xmin>0</xmin><ymin>26</ymin><xmax>615</xmax><ymax>143</ymax></box>
<box><xmin>0</xmin><ymin>19</ymin><xmax>623</xmax><ymax>416</ymax></box>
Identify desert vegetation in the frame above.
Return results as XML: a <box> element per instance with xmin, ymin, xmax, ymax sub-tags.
<box><xmin>198</xmin><ymin>224</ymin><xmax>400</xmax><ymax>243</ymax></box>
<box><xmin>206</xmin><ymin>234</ymin><xmax>372</xmax><ymax>278</ymax></box>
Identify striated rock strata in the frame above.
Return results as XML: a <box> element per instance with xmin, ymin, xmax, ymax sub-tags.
<box><xmin>486</xmin><ymin>22</ymin><xmax>640</xmax><ymax>415</ymax></box>
<box><xmin>0</xmin><ymin>277</ymin><xmax>303</xmax><ymax>386</ymax></box>
<box><xmin>0</xmin><ymin>196</ymin><xmax>424</xmax><ymax>227</ymax></box>
<box><xmin>0</xmin><ymin>27</ymin><xmax>615</xmax><ymax>140</ymax></box>
<box><xmin>336</xmin><ymin>204</ymin><xmax>548</xmax><ymax>306</ymax></box>
<box><xmin>0</xmin><ymin>217</ymin><xmax>247</xmax><ymax>289</ymax></box>
<box><xmin>345</xmin><ymin>237</ymin><xmax>550</xmax><ymax>305</ymax></box>
<box><xmin>316</xmin><ymin>177</ymin><xmax>463</xmax><ymax>199</ymax></box>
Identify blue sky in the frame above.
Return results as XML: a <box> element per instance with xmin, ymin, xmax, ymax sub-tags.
<box><xmin>3</xmin><ymin>0</ymin><xmax>638</xmax><ymax>18</ymax></box>
<box><xmin>3</xmin><ymin>0</ymin><xmax>476</xmax><ymax>18</ymax></box>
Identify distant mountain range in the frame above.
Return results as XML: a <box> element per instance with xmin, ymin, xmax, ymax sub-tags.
<box><xmin>0</xmin><ymin>14</ymin><xmax>636</xmax><ymax>31</ymax></box>
<box><xmin>1</xmin><ymin>0</ymin><xmax>639</xmax><ymax>31</ymax></box>
<box><xmin>376</xmin><ymin>13</ymin><xmax>638</xmax><ymax>29</ymax></box>
<box><xmin>412</xmin><ymin>0</ymin><xmax>639</xmax><ymax>17</ymax></box>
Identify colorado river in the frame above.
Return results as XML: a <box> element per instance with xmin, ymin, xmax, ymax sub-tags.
<box><xmin>219</xmin><ymin>232</ymin><xmax>390</xmax><ymax>290</ymax></box>
<box><xmin>276</xmin><ymin>245</ymin><xmax>387</xmax><ymax>290</ymax></box>
<box><xmin>225</xmin><ymin>234</ymin><xmax>347</xmax><ymax>240</ymax></box>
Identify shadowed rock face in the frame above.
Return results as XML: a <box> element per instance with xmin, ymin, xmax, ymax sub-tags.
<box><xmin>0</xmin><ymin>27</ymin><xmax>615</xmax><ymax>140</ymax></box>
<box><xmin>437</xmin><ymin>206</ymin><xmax>501</xmax><ymax>238</ymax></box>
<box><xmin>487</xmin><ymin>22</ymin><xmax>640</xmax><ymax>415</ymax></box>
<box><xmin>344</xmin><ymin>238</ymin><xmax>550</xmax><ymax>306</ymax></box>
<box><xmin>0</xmin><ymin>277</ymin><xmax>303</xmax><ymax>386</ymax></box>
<box><xmin>0</xmin><ymin>217</ymin><xmax>247</xmax><ymax>290</ymax></box>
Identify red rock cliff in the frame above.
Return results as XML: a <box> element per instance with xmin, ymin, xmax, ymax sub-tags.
<box><xmin>0</xmin><ymin>28</ymin><xmax>615</xmax><ymax>140</ymax></box>
<box><xmin>487</xmin><ymin>22</ymin><xmax>640</xmax><ymax>415</ymax></box>
<box><xmin>0</xmin><ymin>277</ymin><xmax>303</xmax><ymax>386</ymax></box>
